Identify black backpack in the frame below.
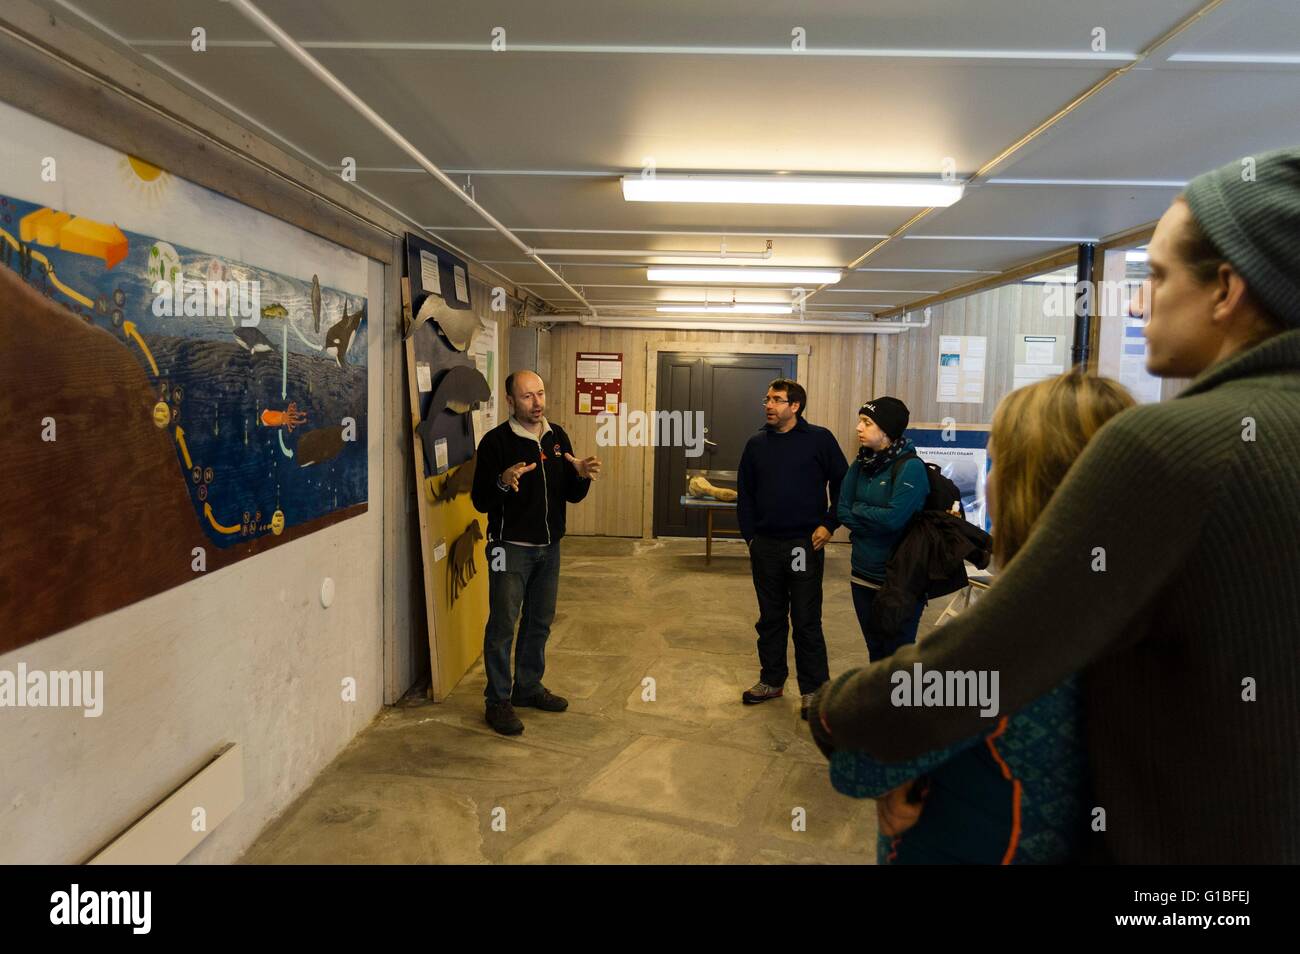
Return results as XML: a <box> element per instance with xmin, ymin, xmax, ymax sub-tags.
<box><xmin>889</xmin><ymin>451</ymin><xmax>964</xmax><ymax>517</ymax></box>
<box><xmin>870</xmin><ymin>454</ymin><xmax>992</xmax><ymax>637</ymax></box>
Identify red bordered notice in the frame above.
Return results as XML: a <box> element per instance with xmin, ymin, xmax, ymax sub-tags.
<box><xmin>575</xmin><ymin>352</ymin><xmax>623</xmax><ymax>415</ymax></box>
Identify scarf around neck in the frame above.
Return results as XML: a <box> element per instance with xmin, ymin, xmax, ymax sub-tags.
<box><xmin>857</xmin><ymin>436</ymin><xmax>911</xmax><ymax>478</ymax></box>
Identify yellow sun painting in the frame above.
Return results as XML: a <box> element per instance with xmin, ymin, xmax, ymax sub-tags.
<box><xmin>120</xmin><ymin>155</ymin><xmax>172</xmax><ymax>207</ymax></box>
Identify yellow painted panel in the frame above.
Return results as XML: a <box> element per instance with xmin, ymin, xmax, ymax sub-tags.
<box><xmin>427</xmin><ymin>468</ymin><xmax>488</xmax><ymax>700</ymax></box>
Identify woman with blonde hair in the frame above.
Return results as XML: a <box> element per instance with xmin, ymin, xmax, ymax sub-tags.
<box><xmin>827</xmin><ymin>370</ymin><xmax>1135</xmax><ymax>864</ymax></box>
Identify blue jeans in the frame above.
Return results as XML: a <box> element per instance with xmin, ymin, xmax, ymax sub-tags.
<box><xmin>851</xmin><ymin>583</ymin><xmax>925</xmax><ymax>662</ymax></box>
<box><xmin>483</xmin><ymin>541</ymin><xmax>562</xmax><ymax>703</ymax></box>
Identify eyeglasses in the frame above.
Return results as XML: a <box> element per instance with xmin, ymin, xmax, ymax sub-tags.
<box><xmin>761</xmin><ymin>397</ymin><xmax>790</xmax><ymax>406</ymax></box>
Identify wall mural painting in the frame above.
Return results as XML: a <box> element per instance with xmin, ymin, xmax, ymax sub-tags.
<box><xmin>0</xmin><ymin>140</ymin><xmax>369</xmax><ymax>651</ymax></box>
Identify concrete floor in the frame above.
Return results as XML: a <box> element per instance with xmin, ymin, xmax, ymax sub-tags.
<box><xmin>241</xmin><ymin>536</ymin><xmax>943</xmax><ymax>864</ymax></box>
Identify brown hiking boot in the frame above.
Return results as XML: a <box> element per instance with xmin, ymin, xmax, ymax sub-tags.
<box><xmin>742</xmin><ymin>681</ymin><xmax>785</xmax><ymax>705</ymax></box>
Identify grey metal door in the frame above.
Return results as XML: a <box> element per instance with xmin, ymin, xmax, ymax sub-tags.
<box><xmin>653</xmin><ymin>351</ymin><xmax>797</xmax><ymax>537</ymax></box>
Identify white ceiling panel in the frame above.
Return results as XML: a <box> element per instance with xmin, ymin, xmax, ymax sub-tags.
<box><xmin>856</xmin><ymin>239</ymin><xmax>1076</xmax><ymax>273</ymax></box>
<box><xmin>835</xmin><ymin>270</ymin><xmax>991</xmax><ymax>294</ymax></box>
<box><xmin>912</xmin><ymin>182</ymin><xmax>1182</xmax><ymax>240</ymax></box>
<box><xmin>381</xmin><ymin>172</ymin><xmax>922</xmax><ymax>235</ymax></box>
<box><xmin>120</xmin><ymin>47</ymin><xmax>417</xmax><ymax>169</ymax></box>
<box><xmin>138</xmin><ymin>46</ymin><xmax>1113</xmax><ymax>175</ymax></box>
<box><xmin>995</xmin><ymin>69</ymin><xmax>1300</xmax><ymax>182</ymax></box>
<box><xmin>49</xmin><ymin>0</ymin><xmax>1205</xmax><ymax>51</ymax></box>
<box><xmin>27</xmin><ymin>0</ymin><xmax>1298</xmax><ymax>318</ymax></box>
<box><xmin>1165</xmin><ymin>0</ymin><xmax>1300</xmax><ymax>58</ymax></box>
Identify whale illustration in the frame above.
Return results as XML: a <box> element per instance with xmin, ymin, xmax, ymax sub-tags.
<box><xmin>324</xmin><ymin>300</ymin><xmax>365</xmax><ymax>368</ymax></box>
<box><xmin>233</xmin><ymin>326</ymin><xmax>275</xmax><ymax>354</ymax></box>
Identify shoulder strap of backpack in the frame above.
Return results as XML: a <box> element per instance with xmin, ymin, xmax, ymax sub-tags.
<box><xmin>889</xmin><ymin>450</ymin><xmax>920</xmax><ymax>484</ymax></box>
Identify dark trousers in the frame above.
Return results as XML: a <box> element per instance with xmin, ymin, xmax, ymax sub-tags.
<box><xmin>483</xmin><ymin>541</ymin><xmax>561</xmax><ymax>703</ymax></box>
<box><xmin>851</xmin><ymin>582</ymin><xmax>925</xmax><ymax>662</ymax></box>
<box><xmin>749</xmin><ymin>534</ymin><xmax>829</xmax><ymax>695</ymax></box>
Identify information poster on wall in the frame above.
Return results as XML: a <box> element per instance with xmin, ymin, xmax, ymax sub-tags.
<box><xmin>936</xmin><ymin>335</ymin><xmax>986</xmax><ymax>404</ymax></box>
<box><xmin>1013</xmin><ymin>334</ymin><xmax>1066</xmax><ymax>390</ymax></box>
<box><xmin>575</xmin><ymin>351</ymin><xmax>622</xmax><ymax>415</ymax></box>
<box><xmin>1118</xmin><ymin>316</ymin><xmax>1163</xmax><ymax>403</ymax></box>
<box><xmin>905</xmin><ymin>425</ymin><xmax>991</xmax><ymax>531</ymax></box>
<box><xmin>468</xmin><ymin>314</ymin><xmax>498</xmax><ymax>438</ymax></box>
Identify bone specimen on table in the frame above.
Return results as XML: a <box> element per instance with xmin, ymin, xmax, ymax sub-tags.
<box><xmin>687</xmin><ymin>475</ymin><xmax>738</xmax><ymax>502</ymax></box>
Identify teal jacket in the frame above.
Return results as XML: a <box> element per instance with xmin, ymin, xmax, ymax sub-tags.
<box><xmin>836</xmin><ymin>438</ymin><xmax>929</xmax><ymax>581</ymax></box>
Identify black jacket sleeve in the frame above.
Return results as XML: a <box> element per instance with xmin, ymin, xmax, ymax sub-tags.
<box><xmin>470</xmin><ymin>428</ymin><xmax>506</xmax><ymax>514</ymax></box>
<box><xmin>557</xmin><ymin>426</ymin><xmax>592</xmax><ymax>504</ymax></box>
<box><xmin>822</xmin><ymin>432</ymin><xmax>849</xmax><ymax>533</ymax></box>
<box><xmin>736</xmin><ymin>438</ymin><xmax>757</xmax><ymax>543</ymax></box>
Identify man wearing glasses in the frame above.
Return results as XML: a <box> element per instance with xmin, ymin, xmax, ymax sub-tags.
<box><xmin>738</xmin><ymin>378</ymin><xmax>848</xmax><ymax>719</ymax></box>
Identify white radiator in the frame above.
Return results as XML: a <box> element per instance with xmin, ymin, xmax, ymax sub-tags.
<box><xmin>87</xmin><ymin>742</ymin><xmax>244</xmax><ymax>865</ymax></box>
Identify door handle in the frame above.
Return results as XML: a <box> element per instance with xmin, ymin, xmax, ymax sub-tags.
<box><xmin>704</xmin><ymin>438</ymin><xmax>719</xmax><ymax>450</ymax></box>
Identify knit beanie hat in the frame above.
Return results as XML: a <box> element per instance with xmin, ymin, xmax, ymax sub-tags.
<box><xmin>1183</xmin><ymin>146</ymin><xmax>1300</xmax><ymax>328</ymax></box>
<box><xmin>858</xmin><ymin>396</ymin><xmax>909</xmax><ymax>441</ymax></box>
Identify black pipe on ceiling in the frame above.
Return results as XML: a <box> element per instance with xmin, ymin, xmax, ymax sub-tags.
<box><xmin>1071</xmin><ymin>242</ymin><xmax>1097</xmax><ymax>368</ymax></box>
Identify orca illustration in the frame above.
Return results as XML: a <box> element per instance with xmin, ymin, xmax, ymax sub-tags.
<box><xmin>324</xmin><ymin>300</ymin><xmax>366</xmax><ymax>368</ymax></box>
<box><xmin>233</xmin><ymin>326</ymin><xmax>275</xmax><ymax>354</ymax></box>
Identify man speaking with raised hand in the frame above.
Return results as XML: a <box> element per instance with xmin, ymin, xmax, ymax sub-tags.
<box><xmin>471</xmin><ymin>370</ymin><xmax>601</xmax><ymax>736</ymax></box>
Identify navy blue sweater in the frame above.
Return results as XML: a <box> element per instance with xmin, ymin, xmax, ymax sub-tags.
<box><xmin>736</xmin><ymin>417</ymin><xmax>848</xmax><ymax>542</ymax></box>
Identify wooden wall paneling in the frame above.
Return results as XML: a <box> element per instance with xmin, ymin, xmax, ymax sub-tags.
<box><xmin>543</xmin><ymin>324</ymin><xmax>641</xmax><ymax>538</ymax></box>
<box><xmin>538</xmin><ymin>283</ymin><xmax>1102</xmax><ymax>543</ymax></box>
<box><xmin>540</xmin><ymin>325</ymin><xmax>896</xmax><ymax>538</ymax></box>
<box><xmin>878</xmin><ymin>281</ymin><xmax>1077</xmax><ymax>428</ymax></box>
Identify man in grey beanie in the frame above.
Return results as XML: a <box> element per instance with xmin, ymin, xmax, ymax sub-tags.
<box><xmin>810</xmin><ymin>147</ymin><xmax>1300</xmax><ymax>863</ymax></box>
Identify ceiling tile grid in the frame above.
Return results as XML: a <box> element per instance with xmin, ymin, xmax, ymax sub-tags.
<box><xmin>31</xmin><ymin>0</ymin><xmax>1300</xmax><ymax>317</ymax></box>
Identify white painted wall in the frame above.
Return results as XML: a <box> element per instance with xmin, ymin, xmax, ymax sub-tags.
<box><xmin>0</xmin><ymin>259</ymin><xmax>387</xmax><ymax>865</ymax></box>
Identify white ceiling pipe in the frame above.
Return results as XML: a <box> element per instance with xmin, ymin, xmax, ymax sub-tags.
<box><xmin>527</xmin><ymin>247</ymin><xmax>773</xmax><ymax>260</ymax></box>
<box><xmin>531</xmin><ymin>314</ymin><xmax>929</xmax><ymax>334</ymax></box>
<box><xmin>225</xmin><ymin>0</ymin><xmax>597</xmax><ymax>316</ymax></box>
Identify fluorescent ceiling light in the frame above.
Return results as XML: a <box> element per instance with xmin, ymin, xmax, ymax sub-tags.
<box><xmin>657</xmin><ymin>304</ymin><xmax>793</xmax><ymax>315</ymax></box>
<box><xmin>623</xmin><ymin>175</ymin><xmax>964</xmax><ymax>207</ymax></box>
<box><xmin>647</xmin><ymin>266</ymin><xmax>842</xmax><ymax>284</ymax></box>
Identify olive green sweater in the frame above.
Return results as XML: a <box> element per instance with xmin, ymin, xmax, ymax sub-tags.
<box><xmin>819</xmin><ymin>329</ymin><xmax>1300</xmax><ymax>863</ymax></box>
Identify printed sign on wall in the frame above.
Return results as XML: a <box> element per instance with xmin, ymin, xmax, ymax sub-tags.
<box><xmin>905</xmin><ymin>426</ymin><xmax>991</xmax><ymax>531</ymax></box>
<box><xmin>1013</xmin><ymin>334</ymin><xmax>1066</xmax><ymax>390</ymax></box>
<box><xmin>575</xmin><ymin>351</ymin><xmax>622</xmax><ymax>415</ymax></box>
<box><xmin>936</xmin><ymin>335</ymin><xmax>987</xmax><ymax>405</ymax></box>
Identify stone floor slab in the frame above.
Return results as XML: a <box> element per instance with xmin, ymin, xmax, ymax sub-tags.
<box><xmin>240</xmin><ymin>537</ymin><xmax>917</xmax><ymax>864</ymax></box>
<box><xmin>578</xmin><ymin>735</ymin><xmax>773</xmax><ymax>827</ymax></box>
<box><xmin>241</xmin><ymin>774</ymin><xmax>486</xmax><ymax>865</ymax></box>
<box><xmin>503</xmin><ymin>807</ymin><xmax>737</xmax><ymax>864</ymax></box>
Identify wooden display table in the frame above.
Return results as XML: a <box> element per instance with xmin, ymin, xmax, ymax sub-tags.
<box><xmin>678</xmin><ymin>495</ymin><xmax>741</xmax><ymax>565</ymax></box>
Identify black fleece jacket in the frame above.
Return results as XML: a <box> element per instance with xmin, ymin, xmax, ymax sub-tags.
<box><xmin>470</xmin><ymin>417</ymin><xmax>591</xmax><ymax>544</ymax></box>
<box><xmin>737</xmin><ymin>417</ymin><xmax>848</xmax><ymax>542</ymax></box>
